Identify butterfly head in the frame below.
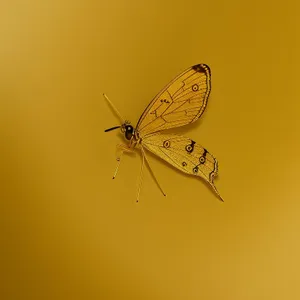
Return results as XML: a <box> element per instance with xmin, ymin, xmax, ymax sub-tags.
<box><xmin>121</xmin><ymin>121</ymin><xmax>135</xmax><ymax>140</ymax></box>
<box><xmin>104</xmin><ymin>120</ymin><xmax>135</xmax><ymax>141</ymax></box>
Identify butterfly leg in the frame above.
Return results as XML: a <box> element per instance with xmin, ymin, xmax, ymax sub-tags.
<box><xmin>113</xmin><ymin>143</ymin><xmax>134</xmax><ymax>179</ymax></box>
<box><xmin>136</xmin><ymin>149</ymin><xmax>145</xmax><ymax>203</ymax></box>
<box><xmin>140</xmin><ymin>146</ymin><xmax>166</xmax><ymax>198</ymax></box>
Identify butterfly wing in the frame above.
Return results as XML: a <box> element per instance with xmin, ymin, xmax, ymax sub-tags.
<box><xmin>142</xmin><ymin>132</ymin><xmax>223</xmax><ymax>201</ymax></box>
<box><xmin>136</xmin><ymin>64</ymin><xmax>211</xmax><ymax>137</ymax></box>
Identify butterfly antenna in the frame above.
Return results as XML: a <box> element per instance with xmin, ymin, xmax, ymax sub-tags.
<box><xmin>103</xmin><ymin>93</ymin><xmax>125</xmax><ymax>123</ymax></box>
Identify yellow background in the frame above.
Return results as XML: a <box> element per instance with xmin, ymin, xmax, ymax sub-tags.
<box><xmin>1</xmin><ymin>1</ymin><xmax>300</xmax><ymax>299</ymax></box>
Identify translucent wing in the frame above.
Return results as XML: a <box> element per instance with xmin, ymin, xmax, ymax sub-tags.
<box><xmin>136</xmin><ymin>64</ymin><xmax>211</xmax><ymax>137</ymax></box>
<box><xmin>142</xmin><ymin>132</ymin><xmax>223</xmax><ymax>201</ymax></box>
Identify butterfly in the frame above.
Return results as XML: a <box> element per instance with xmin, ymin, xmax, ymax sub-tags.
<box><xmin>104</xmin><ymin>64</ymin><xmax>223</xmax><ymax>202</ymax></box>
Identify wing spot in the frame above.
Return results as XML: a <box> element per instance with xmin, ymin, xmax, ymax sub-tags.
<box><xmin>185</xmin><ymin>140</ymin><xmax>195</xmax><ymax>153</ymax></box>
<box><xmin>192</xmin><ymin>84</ymin><xmax>199</xmax><ymax>92</ymax></box>
<box><xmin>182</xmin><ymin>162</ymin><xmax>187</xmax><ymax>167</ymax></box>
<box><xmin>150</xmin><ymin>110</ymin><xmax>157</xmax><ymax>117</ymax></box>
<box><xmin>160</xmin><ymin>99</ymin><xmax>170</xmax><ymax>104</ymax></box>
<box><xmin>163</xmin><ymin>140</ymin><xmax>171</xmax><ymax>148</ymax></box>
<box><xmin>210</xmin><ymin>172</ymin><xmax>216</xmax><ymax>182</ymax></box>
<box><xmin>193</xmin><ymin>166</ymin><xmax>199</xmax><ymax>173</ymax></box>
<box><xmin>199</xmin><ymin>156</ymin><xmax>206</xmax><ymax>164</ymax></box>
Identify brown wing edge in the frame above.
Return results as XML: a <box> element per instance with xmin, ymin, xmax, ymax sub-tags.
<box><xmin>208</xmin><ymin>157</ymin><xmax>224</xmax><ymax>202</ymax></box>
<box><xmin>192</xmin><ymin>63</ymin><xmax>211</xmax><ymax>76</ymax></box>
<box><xmin>191</xmin><ymin>63</ymin><xmax>212</xmax><ymax>123</ymax></box>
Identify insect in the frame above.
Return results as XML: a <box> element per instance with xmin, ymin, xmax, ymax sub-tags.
<box><xmin>104</xmin><ymin>64</ymin><xmax>223</xmax><ymax>202</ymax></box>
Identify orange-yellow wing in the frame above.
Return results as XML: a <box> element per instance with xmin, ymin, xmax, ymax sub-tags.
<box><xmin>136</xmin><ymin>64</ymin><xmax>211</xmax><ymax>137</ymax></box>
<box><xmin>142</xmin><ymin>132</ymin><xmax>223</xmax><ymax>201</ymax></box>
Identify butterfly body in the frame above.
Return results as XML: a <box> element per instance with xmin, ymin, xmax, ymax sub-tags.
<box><xmin>104</xmin><ymin>64</ymin><xmax>223</xmax><ymax>202</ymax></box>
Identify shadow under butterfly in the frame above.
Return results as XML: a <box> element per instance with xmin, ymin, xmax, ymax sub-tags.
<box><xmin>104</xmin><ymin>64</ymin><xmax>223</xmax><ymax>203</ymax></box>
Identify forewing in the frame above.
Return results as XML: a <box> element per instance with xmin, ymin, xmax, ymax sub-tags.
<box><xmin>136</xmin><ymin>64</ymin><xmax>211</xmax><ymax>137</ymax></box>
<box><xmin>142</xmin><ymin>132</ymin><xmax>222</xmax><ymax>200</ymax></box>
